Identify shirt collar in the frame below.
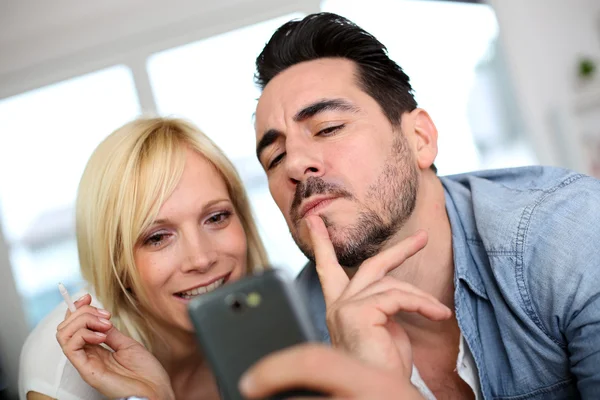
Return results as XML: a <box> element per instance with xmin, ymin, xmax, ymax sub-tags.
<box><xmin>442</xmin><ymin>180</ymin><xmax>489</xmax><ymax>300</ymax></box>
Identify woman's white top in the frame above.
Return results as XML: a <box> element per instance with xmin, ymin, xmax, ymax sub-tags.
<box><xmin>18</xmin><ymin>292</ymin><xmax>105</xmax><ymax>400</ymax></box>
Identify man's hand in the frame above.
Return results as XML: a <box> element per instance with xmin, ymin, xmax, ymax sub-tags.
<box><xmin>56</xmin><ymin>294</ymin><xmax>175</xmax><ymax>400</ymax></box>
<box><xmin>306</xmin><ymin>215</ymin><xmax>452</xmax><ymax>378</ymax></box>
<box><xmin>240</xmin><ymin>344</ymin><xmax>424</xmax><ymax>399</ymax></box>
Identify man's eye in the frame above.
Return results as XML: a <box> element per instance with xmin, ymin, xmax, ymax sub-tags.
<box><xmin>317</xmin><ymin>124</ymin><xmax>345</xmax><ymax>136</ymax></box>
<box><xmin>268</xmin><ymin>152</ymin><xmax>286</xmax><ymax>170</ymax></box>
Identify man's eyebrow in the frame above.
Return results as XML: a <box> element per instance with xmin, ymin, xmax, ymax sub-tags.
<box><xmin>255</xmin><ymin>99</ymin><xmax>358</xmax><ymax>161</ymax></box>
<box><xmin>293</xmin><ymin>98</ymin><xmax>360</xmax><ymax>122</ymax></box>
<box><xmin>256</xmin><ymin>128</ymin><xmax>282</xmax><ymax>161</ymax></box>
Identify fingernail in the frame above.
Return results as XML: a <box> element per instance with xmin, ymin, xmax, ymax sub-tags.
<box><xmin>76</xmin><ymin>294</ymin><xmax>88</xmax><ymax>302</ymax></box>
<box><xmin>97</xmin><ymin>308</ymin><xmax>110</xmax><ymax>317</ymax></box>
<box><xmin>238</xmin><ymin>372</ymin><xmax>254</xmax><ymax>394</ymax></box>
<box><xmin>94</xmin><ymin>331</ymin><xmax>107</xmax><ymax>338</ymax></box>
<box><xmin>98</xmin><ymin>318</ymin><xmax>112</xmax><ymax>326</ymax></box>
<box><xmin>305</xmin><ymin>218</ymin><xmax>313</xmax><ymax>230</ymax></box>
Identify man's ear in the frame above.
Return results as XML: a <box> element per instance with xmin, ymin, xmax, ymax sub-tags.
<box><xmin>408</xmin><ymin>108</ymin><xmax>438</xmax><ymax>170</ymax></box>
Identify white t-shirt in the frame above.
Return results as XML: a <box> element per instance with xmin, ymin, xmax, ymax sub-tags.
<box><xmin>19</xmin><ymin>292</ymin><xmax>106</xmax><ymax>400</ymax></box>
<box><xmin>411</xmin><ymin>334</ymin><xmax>482</xmax><ymax>399</ymax></box>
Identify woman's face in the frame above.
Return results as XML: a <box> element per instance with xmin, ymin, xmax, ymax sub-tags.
<box><xmin>134</xmin><ymin>148</ymin><xmax>248</xmax><ymax>333</ymax></box>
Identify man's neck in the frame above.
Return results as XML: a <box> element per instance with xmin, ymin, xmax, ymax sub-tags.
<box><xmin>353</xmin><ymin>173</ymin><xmax>457</xmax><ymax>339</ymax></box>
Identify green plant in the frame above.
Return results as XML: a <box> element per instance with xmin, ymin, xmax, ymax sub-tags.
<box><xmin>578</xmin><ymin>57</ymin><xmax>597</xmax><ymax>80</ymax></box>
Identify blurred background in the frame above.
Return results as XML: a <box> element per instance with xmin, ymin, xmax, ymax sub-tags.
<box><xmin>0</xmin><ymin>0</ymin><xmax>599</xmax><ymax>397</ymax></box>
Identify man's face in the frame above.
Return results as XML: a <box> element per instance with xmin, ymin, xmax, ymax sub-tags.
<box><xmin>255</xmin><ymin>58</ymin><xmax>419</xmax><ymax>267</ymax></box>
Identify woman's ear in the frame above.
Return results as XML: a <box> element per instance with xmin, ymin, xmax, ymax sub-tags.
<box><xmin>408</xmin><ymin>108</ymin><xmax>438</xmax><ymax>170</ymax></box>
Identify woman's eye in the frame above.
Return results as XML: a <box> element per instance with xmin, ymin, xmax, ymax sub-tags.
<box><xmin>144</xmin><ymin>232</ymin><xmax>169</xmax><ymax>247</ymax></box>
<box><xmin>317</xmin><ymin>124</ymin><xmax>344</xmax><ymax>136</ymax></box>
<box><xmin>207</xmin><ymin>210</ymin><xmax>232</xmax><ymax>225</ymax></box>
<box><xmin>268</xmin><ymin>153</ymin><xmax>286</xmax><ymax>170</ymax></box>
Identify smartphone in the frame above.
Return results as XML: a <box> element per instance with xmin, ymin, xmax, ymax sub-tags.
<box><xmin>188</xmin><ymin>268</ymin><xmax>322</xmax><ymax>400</ymax></box>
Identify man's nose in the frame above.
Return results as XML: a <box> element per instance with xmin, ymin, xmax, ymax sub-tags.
<box><xmin>285</xmin><ymin>136</ymin><xmax>324</xmax><ymax>186</ymax></box>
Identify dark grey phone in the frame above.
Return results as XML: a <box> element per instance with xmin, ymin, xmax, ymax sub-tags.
<box><xmin>188</xmin><ymin>268</ymin><xmax>322</xmax><ymax>400</ymax></box>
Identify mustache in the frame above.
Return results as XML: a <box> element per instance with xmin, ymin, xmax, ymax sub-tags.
<box><xmin>290</xmin><ymin>177</ymin><xmax>353</xmax><ymax>223</ymax></box>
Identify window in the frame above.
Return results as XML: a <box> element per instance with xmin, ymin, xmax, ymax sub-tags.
<box><xmin>322</xmin><ymin>0</ymin><xmax>537</xmax><ymax>174</ymax></box>
<box><xmin>0</xmin><ymin>65</ymin><xmax>141</xmax><ymax>326</ymax></box>
<box><xmin>147</xmin><ymin>13</ymin><xmax>309</xmax><ymax>276</ymax></box>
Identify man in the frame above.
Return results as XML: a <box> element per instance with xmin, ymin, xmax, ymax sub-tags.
<box><xmin>253</xmin><ymin>12</ymin><xmax>600</xmax><ymax>399</ymax></box>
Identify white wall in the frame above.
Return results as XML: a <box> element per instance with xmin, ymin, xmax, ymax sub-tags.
<box><xmin>488</xmin><ymin>0</ymin><xmax>600</xmax><ymax>172</ymax></box>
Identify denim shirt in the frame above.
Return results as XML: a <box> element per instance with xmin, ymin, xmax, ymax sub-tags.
<box><xmin>295</xmin><ymin>166</ymin><xmax>600</xmax><ymax>399</ymax></box>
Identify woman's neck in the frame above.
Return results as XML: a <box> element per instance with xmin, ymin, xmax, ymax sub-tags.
<box><xmin>152</xmin><ymin>326</ymin><xmax>221</xmax><ymax>400</ymax></box>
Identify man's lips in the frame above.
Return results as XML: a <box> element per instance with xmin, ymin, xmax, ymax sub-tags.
<box><xmin>299</xmin><ymin>196</ymin><xmax>339</xmax><ymax>219</ymax></box>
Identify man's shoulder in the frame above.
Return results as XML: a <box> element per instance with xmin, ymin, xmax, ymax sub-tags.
<box><xmin>294</xmin><ymin>262</ymin><xmax>331</xmax><ymax>342</ymax></box>
<box><xmin>441</xmin><ymin>166</ymin><xmax>598</xmax><ymax>250</ymax></box>
<box><xmin>444</xmin><ymin>167</ymin><xmax>600</xmax><ymax>326</ymax></box>
<box><xmin>444</xmin><ymin>167</ymin><xmax>600</xmax><ymax>350</ymax></box>
<box><xmin>295</xmin><ymin>261</ymin><xmax>322</xmax><ymax>299</ymax></box>
<box><xmin>441</xmin><ymin>165</ymin><xmax>591</xmax><ymax>195</ymax></box>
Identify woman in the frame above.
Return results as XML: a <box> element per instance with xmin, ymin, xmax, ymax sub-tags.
<box><xmin>19</xmin><ymin>117</ymin><xmax>269</xmax><ymax>400</ymax></box>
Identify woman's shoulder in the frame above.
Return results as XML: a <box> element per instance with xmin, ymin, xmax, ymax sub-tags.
<box><xmin>19</xmin><ymin>290</ymin><xmax>105</xmax><ymax>400</ymax></box>
<box><xmin>21</xmin><ymin>289</ymin><xmax>102</xmax><ymax>362</ymax></box>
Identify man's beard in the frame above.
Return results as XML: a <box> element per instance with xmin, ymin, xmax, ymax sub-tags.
<box><xmin>290</xmin><ymin>133</ymin><xmax>419</xmax><ymax>268</ymax></box>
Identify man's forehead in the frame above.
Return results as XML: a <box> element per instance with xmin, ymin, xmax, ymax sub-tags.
<box><xmin>255</xmin><ymin>59</ymin><xmax>359</xmax><ymax>131</ymax></box>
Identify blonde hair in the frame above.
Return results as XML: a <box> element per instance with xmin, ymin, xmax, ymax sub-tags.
<box><xmin>76</xmin><ymin>117</ymin><xmax>268</xmax><ymax>349</ymax></box>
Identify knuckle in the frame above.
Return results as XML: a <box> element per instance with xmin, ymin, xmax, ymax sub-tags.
<box><xmin>56</xmin><ymin>331</ymin><xmax>65</xmax><ymax>346</ymax></box>
<box><xmin>333</xmin><ymin>303</ymin><xmax>351</xmax><ymax>320</ymax></box>
<box><xmin>334</xmin><ymin>302</ymin><xmax>362</xmax><ymax>324</ymax></box>
<box><xmin>325</xmin><ymin>308</ymin><xmax>338</xmax><ymax>328</ymax></box>
<box><xmin>79</xmin><ymin>305</ymin><xmax>97</xmax><ymax>314</ymax></box>
<box><xmin>376</xmin><ymin>288</ymin><xmax>404</xmax><ymax>304</ymax></box>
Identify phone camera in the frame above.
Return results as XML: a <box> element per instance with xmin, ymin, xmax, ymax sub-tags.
<box><xmin>231</xmin><ymin>299</ymin><xmax>243</xmax><ymax>311</ymax></box>
<box><xmin>225</xmin><ymin>293</ymin><xmax>246</xmax><ymax>312</ymax></box>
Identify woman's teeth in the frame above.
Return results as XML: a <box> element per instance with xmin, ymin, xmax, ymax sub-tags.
<box><xmin>178</xmin><ymin>278</ymin><xmax>225</xmax><ymax>299</ymax></box>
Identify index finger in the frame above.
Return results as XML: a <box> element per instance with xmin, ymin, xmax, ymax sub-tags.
<box><xmin>63</xmin><ymin>293</ymin><xmax>92</xmax><ymax>320</ymax></box>
<box><xmin>346</xmin><ymin>230</ymin><xmax>428</xmax><ymax>297</ymax></box>
<box><xmin>306</xmin><ymin>215</ymin><xmax>349</xmax><ymax>306</ymax></box>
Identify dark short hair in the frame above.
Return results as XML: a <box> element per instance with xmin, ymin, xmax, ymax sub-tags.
<box><xmin>255</xmin><ymin>12</ymin><xmax>418</xmax><ymax>127</ymax></box>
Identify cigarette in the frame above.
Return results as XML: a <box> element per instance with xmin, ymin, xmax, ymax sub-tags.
<box><xmin>58</xmin><ymin>282</ymin><xmax>77</xmax><ymax>313</ymax></box>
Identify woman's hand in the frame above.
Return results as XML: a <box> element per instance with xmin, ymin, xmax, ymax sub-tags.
<box><xmin>56</xmin><ymin>294</ymin><xmax>175</xmax><ymax>400</ymax></box>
